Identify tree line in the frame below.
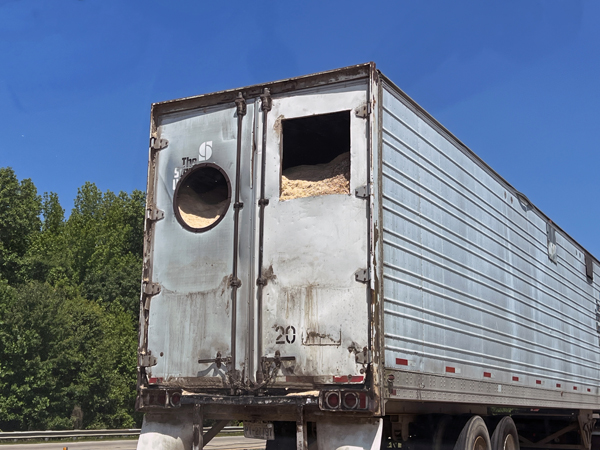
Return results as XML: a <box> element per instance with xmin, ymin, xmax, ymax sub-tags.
<box><xmin>0</xmin><ymin>167</ymin><xmax>144</xmax><ymax>431</ymax></box>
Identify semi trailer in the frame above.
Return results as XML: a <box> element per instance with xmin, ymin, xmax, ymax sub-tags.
<box><xmin>136</xmin><ymin>63</ymin><xmax>600</xmax><ymax>450</ymax></box>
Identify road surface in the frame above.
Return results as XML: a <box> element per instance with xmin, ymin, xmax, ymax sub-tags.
<box><xmin>0</xmin><ymin>436</ymin><xmax>266</xmax><ymax>450</ymax></box>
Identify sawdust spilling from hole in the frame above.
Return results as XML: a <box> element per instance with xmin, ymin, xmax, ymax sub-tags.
<box><xmin>280</xmin><ymin>152</ymin><xmax>350</xmax><ymax>201</ymax></box>
<box><xmin>177</xmin><ymin>185</ymin><xmax>229</xmax><ymax>229</ymax></box>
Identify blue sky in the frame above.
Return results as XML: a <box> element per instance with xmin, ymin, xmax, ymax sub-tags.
<box><xmin>1</xmin><ymin>0</ymin><xmax>598</xmax><ymax>257</ymax></box>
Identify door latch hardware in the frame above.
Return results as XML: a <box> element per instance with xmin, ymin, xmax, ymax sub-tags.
<box><xmin>263</xmin><ymin>350</ymin><xmax>296</xmax><ymax>368</ymax></box>
<box><xmin>355</xmin><ymin>185</ymin><xmax>369</xmax><ymax>199</ymax></box>
<box><xmin>233</xmin><ymin>202</ymin><xmax>244</xmax><ymax>210</ymax></box>
<box><xmin>150</xmin><ymin>137</ymin><xmax>169</xmax><ymax>151</ymax></box>
<box><xmin>229</xmin><ymin>277</ymin><xmax>242</xmax><ymax>288</ymax></box>
<box><xmin>355</xmin><ymin>268</ymin><xmax>370</xmax><ymax>283</ymax></box>
<box><xmin>143</xmin><ymin>281</ymin><xmax>161</xmax><ymax>296</ymax></box>
<box><xmin>198</xmin><ymin>351</ymin><xmax>231</xmax><ymax>369</ymax></box>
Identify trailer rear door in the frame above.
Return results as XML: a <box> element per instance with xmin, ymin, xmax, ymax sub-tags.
<box><xmin>255</xmin><ymin>84</ymin><xmax>371</xmax><ymax>386</ymax></box>
<box><xmin>144</xmin><ymin>81</ymin><xmax>371</xmax><ymax>390</ymax></box>
<box><xmin>145</xmin><ymin>100</ymin><xmax>256</xmax><ymax>387</ymax></box>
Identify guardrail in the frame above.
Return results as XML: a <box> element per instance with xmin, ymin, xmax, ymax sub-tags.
<box><xmin>0</xmin><ymin>426</ymin><xmax>243</xmax><ymax>441</ymax></box>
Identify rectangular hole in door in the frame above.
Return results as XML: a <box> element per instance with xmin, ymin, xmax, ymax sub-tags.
<box><xmin>280</xmin><ymin>111</ymin><xmax>350</xmax><ymax>201</ymax></box>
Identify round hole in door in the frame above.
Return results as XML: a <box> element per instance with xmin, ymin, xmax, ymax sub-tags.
<box><xmin>173</xmin><ymin>163</ymin><xmax>231</xmax><ymax>232</ymax></box>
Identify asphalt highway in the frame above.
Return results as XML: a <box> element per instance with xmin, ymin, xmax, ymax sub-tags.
<box><xmin>0</xmin><ymin>436</ymin><xmax>266</xmax><ymax>450</ymax></box>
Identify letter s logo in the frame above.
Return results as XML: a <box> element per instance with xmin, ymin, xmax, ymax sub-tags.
<box><xmin>199</xmin><ymin>141</ymin><xmax>213</xmax><ymax>161</ymax></box>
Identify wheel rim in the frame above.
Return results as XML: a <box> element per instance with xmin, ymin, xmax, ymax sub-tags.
<box><xmin>503</xmin><ymin>434</ymin><xmax>516</xmax><ymax>450</ymax></box>
<box><xmin>474</xmin><ymin>435</ymin><xmax>488</xmax><ymax>450</ymax></box>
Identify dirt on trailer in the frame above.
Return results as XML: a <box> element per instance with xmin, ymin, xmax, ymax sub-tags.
<box><xmin>280</xmin><ymin>152</ymin><xmax>350</xmax><ymax>201</ymax></box>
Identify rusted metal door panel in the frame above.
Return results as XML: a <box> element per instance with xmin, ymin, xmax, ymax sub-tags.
<box><xmin>257</xmin><ymin>83</ymin><xmax>371</xmax><ymax>384</ymax></box>
<box><xmin>146</xmin><ymin>101</ymin><xmax>256</xmax><ymax>386</ymax></box>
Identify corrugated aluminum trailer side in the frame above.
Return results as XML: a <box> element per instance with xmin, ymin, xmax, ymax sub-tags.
<box><xmin>378</xmin><ymin>76</ymin><xmax>600</xmax><ymax>408</ymax></box>
<box><xmin>374</xmin><ymin>74</ymin><xmax>600</xmax><ymax>449</ymax></box>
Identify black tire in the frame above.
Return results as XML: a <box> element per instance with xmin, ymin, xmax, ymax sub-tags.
<box><xmin>453</xmin><ymin>416</ymin><xmax>491</xmax><ymax>450</ymax></box>
<box><xmin>491</xmin><ymin>417</ymin><xmax>519</xmax><ymax>450</ymax></box>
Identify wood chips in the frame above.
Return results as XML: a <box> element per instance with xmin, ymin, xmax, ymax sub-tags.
<box><xmin>280</xmin><ymin>152</ymin><xmax>350</xmax><ymax>201</ymax></box>
<box><xmin>177</xmin><ymin>184</ymin><xmax>229</xmax><ymax>229</ymax></box>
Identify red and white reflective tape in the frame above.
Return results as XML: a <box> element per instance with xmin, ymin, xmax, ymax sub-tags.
<box><xmin>332</xmin><ymin>375</ymin><xmax>364</xmax><ymax>383</ymax></box>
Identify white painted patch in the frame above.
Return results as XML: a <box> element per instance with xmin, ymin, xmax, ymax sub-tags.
<box><xmin>199</xmin><ymin>141</ymin><xmax>213</xmax><ymax>161</ymax></box>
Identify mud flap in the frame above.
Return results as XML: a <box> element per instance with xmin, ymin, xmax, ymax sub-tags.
<box><xmin>317</xmin><ymin>418</ymin><xmax>383</xmax><ymax>450</ymax></box>
<box><xmin>137</xmin><ymin>412</ymin><xmax>193</xmax><ymax>450</ymax></box>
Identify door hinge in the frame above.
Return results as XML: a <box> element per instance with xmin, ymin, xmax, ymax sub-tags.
<box><xmin>260</xmin><ymin>88</ymin><xmax>272</xmax><ymax>112</ymax></box>
<box><xmin>355</xmin><ymin>103</ymin><xmax>371</xmax><ymax>118</ymax></box>
<box><xmin>355</xmin><ymin>185</ymin><xmax>369</xmax><ymax>199</ymax></box>
<box><xmin>235</xmin><ymin>92</ymin><xmax>247</xmax><ymax>116</ymax></box>
<box><xmin>139</xmin><ymin>353</ymin><xmax>158</xmax><ymax>367</ymax></box>
<box><xmin>355</xmin><ymin>268</ymin><xmax>370</xmax><ymax>283</ymax></box>
<box><xmin>143</xmin><ymin>281</ymin><xmax>161</xmax><ymax>296</ymax></box>
<box><xmin>150</xmin><ymin>136</ymin><xmax>169</xmax><ymax>151</ymax></box>
<box><xmin>146</xmin><ymin>207</ymin><xmax>164</xmax><ymax>221</ymax></box>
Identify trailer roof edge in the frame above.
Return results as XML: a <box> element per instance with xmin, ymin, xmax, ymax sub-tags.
<box><xmin>151</xmin><ymin>62</ymin><xmax>374</xmax><ymax>118</ymax></box>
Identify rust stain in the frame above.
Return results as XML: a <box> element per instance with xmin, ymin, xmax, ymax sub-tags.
<box><xmin>263</xmin><ymin>265</ymin><xmax>277</xmax><ymax>283</ymax></box>
<box><xmin>302</xmin><ymin>329</ymin><xmax>341</xmax><ymax>347</ymax></box>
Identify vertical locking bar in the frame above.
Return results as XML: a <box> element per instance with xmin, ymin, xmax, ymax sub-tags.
<box><xmin>230</xmin><ymin>92</ymin><xmax>246</xmax><ymax>387</ymax></box>
<box><xmin>256</xmin><ymin>88</ymin><xmax>272</xmax><ymax>382</ymax></box>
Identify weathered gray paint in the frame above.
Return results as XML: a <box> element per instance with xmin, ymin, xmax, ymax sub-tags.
<box><xmin>260</xmin><ymin>83</ymin><xmax>370</xmax><ymax>385</ymax></box>
<box><xmin>144</xmin><ymin>78</ymin><xmax>372</xmax><ymax>388</ymax></box>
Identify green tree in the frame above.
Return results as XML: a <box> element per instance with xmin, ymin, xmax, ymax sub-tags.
<box><xmin>66</xmin><ymin>184</ymin><xmax>145</xmax><ymax>319</ymax></box>
<box><xmin>0</xmin><ymin>168</ymin><xmax>42</xmax><ymax>285</ymax></box>
<box><xmin>0</xmin><ymin>169</ymin><xmax>144</xmax><ymax>431</ymax></box>
<box><xmin>21</xmin><ymin>192</ymin><xmax>71</xmax><ymax>286</ymax></box>
<box><xmin>0</xmin><ymin>281</ymin><xmax>138</xmax><ymax>431</ymax></box>
<box><xmin>0</xmin><ymin>281</ymin><xmax>64</xmax><ymax>430</ymax></box>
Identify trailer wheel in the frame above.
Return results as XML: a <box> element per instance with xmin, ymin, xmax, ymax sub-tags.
<box><xmin>453</xmin><ymin>416</ymin><xmax>491</xmax><ymax>450</ymax></box>
<box><xmin>490</xmin><ymin>417</ymin><xmax>519</xmax><ymax>450</ymax></box>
